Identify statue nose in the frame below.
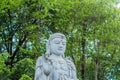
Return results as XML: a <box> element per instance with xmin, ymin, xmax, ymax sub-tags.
<box><xmin>58</xmin><ymin>43</ymin><xmax>64</xmax><ymax>49</ymax></box>
<box><xmin>59</xmin><ymin>42</ymin><xmax>64</xmax><ymax>47</ymax></box>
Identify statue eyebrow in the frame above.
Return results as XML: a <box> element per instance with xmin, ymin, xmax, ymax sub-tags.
<box><xmin>53</xmin><ymin>40</ymin><xmax>66</xmax><ymax>44</ymax></box>
<box><xmin>54</xmin><ymin>40</ymin><xmax>60</xmax><ymax>43</ymax></box>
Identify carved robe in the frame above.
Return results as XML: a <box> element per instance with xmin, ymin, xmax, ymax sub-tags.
<box><xmin>34</xmin><ymin>55</ymin><xmax>77</xmax><ymax>80</ymax></box>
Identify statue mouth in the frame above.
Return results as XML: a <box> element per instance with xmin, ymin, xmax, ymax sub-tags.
<box><xmin>58</xmin><ymin>48</ymin><xmax>64</xmax><ymax>51</ymax></box>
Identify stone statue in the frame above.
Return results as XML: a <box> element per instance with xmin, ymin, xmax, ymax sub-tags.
<box><xmin>34</xmin><ymin>33</ymin><xmax>77</xmax><ymax>80</ymax></box>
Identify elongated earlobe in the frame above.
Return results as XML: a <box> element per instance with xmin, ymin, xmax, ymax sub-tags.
<box><xmin>45</xmin><ymin>41</ymin><xmax>50</xmax><ymax>55</ymax></box>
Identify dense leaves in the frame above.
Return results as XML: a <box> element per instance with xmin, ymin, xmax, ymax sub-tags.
<box><xmin>0</xmin><ymin>0</ymin><xmax>120</xmax><ymax>80</ymax></box>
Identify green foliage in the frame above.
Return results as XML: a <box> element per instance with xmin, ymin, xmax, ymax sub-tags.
<box><xmin>19</xmin><ymin>74</ymin><xmax>32</xmax><ymax>80</ymax></box>
<box><xmin>0</xmin><ymin>52</ymin><xmax>11</xmax><ymax>80</ymax></box>
<box><xmin>0</xmin><ymin>0</ymin><xmax>120</xmax><ymax>80</ymax></box>
<box><xmin>10</xmin><ymin>58</ymin><xmax>35</xmax><ymax>80</ymax></box>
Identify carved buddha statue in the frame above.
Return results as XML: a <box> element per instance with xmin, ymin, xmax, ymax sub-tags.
<box><xmin>34</xmin><ymin>33</ymin><xmax>77</xmax><ymax>80</ymax></box>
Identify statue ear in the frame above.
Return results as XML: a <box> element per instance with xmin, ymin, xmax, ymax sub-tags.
<box><xmin>45</xmin><ymin>41</ymin><xmax>50</xmax><ymax>55</ymax></box>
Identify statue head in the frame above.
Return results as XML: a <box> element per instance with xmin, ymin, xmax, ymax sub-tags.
<box><xmin>45</xmin><ymin>33</ymin><xmax>66</xmax><ymax>57</ymax></box>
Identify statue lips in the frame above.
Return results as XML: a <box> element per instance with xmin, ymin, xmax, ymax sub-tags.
<box><xmin>58</xmin><ymin>48</ymin><xmax>64</xmax><ymax>51</ymax></box>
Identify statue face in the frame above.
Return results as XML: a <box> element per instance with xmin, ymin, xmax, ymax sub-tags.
<box><xmin>50</xmin><ymin>37</ymin><xmax>66</xmax><ymax>56</ymax></box>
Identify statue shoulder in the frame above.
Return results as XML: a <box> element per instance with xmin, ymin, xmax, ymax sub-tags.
<box><xmin>65</xmin><ymin>58</ymin><xmax>76</xmax><ymax>70</ymax></box>
<box><xmin>36</xmin><ymin>56</ymin><xmax>43</xmax><ymax>63</ymax></box>
<box><xmin>65</xmin><ymin>58</ymin><xmax>74</xmax><ymax>64</ymax></box>
<box><xmin>35</xmin><ymin>55</ymin><xmax>45</xmax><ymax>69</ymax></box>
<box><xmin>34</xmin><ymin>55</ymin><xmax>47</xmax><ymax>80</ymax></box>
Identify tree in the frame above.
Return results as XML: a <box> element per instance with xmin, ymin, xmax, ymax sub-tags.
<box><xmin>0</xmin><ymin>0</ymin><xmax>120</xmax><ymax>80</ymax></box>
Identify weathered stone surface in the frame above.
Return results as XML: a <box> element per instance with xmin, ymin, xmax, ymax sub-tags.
<box><xmin>34</xmin><ymin>33</ymin><xmax>77</xmax><ymax>80</ymax></box>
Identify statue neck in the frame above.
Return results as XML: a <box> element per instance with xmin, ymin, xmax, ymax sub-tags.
<box><xmin>50</xmin><ymin>54</ymin><xmax>63</xmax><ymax>59</ymax></box>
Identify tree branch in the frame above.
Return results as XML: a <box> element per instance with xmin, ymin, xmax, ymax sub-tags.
<box><xmin>10</xmin><ymin>34</ymin><xmax>27</xmax><ymax>68</ymax></box>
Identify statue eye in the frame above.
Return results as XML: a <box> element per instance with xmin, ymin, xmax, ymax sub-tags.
<box><xmin>62</xmin><ymin>42</ymin><xmax>66</xmax><ymax>45</ymax></box>
<box><xmin>54</xmin><ymin>40</ymin><xmax>60</xmax><ymax>44</ymax></box>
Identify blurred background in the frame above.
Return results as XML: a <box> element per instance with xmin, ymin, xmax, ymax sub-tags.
<box><xmin>0</xmin><ymin>0</ymin><xmax>120</xmax><ymax>80</ymax></box>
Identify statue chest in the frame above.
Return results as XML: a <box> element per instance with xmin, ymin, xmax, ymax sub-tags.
<box><xmin>51</xmin><ymin>59</ymin><xmax>69</xmax><ymax>74</ymax></box>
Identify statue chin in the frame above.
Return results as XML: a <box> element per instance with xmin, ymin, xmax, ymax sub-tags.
<box><xmin>53</xmin><ymin>52</ymin><xmax>64</xmax><ymax>56</ymax></box>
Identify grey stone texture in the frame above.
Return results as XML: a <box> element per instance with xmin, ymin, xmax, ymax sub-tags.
<box><xmin>34</xmin><ymin>33</ymin><xmax>77</xmax><ymax>80</ymax></box>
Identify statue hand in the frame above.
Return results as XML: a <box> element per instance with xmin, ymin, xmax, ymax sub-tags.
<box><xmin>43</xmin><ymin>62</ymin><xmax>51</xmax><ymax>76</ymax></box>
